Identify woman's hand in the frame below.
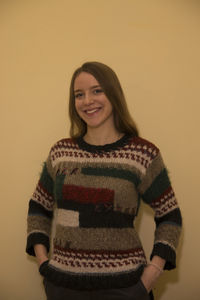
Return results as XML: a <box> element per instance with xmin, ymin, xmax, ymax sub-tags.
<box><xmin>34</xmin><ymin>244</ymin><xmax>48</xmax><ymax>267</ymax></box>
<box><xmin>140</xmin><ymin>256</ymin><xmax>165</xmax><ymax>292</ymax></box>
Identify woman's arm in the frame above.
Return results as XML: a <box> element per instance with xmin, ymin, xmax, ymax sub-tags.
<box><xmin>34</xmin><ymin>244</ymin><xmax>49</xmax><ymax>267</ymax></box>
<box><xmin>140</xmin><ymin>255</ymin><xmax>165</xmax><ymax>292</ymax></box>
<box><xmin>138</xmin><ymin>146</ymin><xmax>182</xmax><ymax>271</ymax></box>
<box><xmin>26</xmin><ymin>155</ymin><xmax>55</xmax><ymax>257</ymax></box>
<box><xmin>137</xmin><ymin>143</ymin><xmax>182</xmax><ymax>292</ymax></box>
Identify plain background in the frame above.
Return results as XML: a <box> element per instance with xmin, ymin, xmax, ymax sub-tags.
<box><xmin>1</xmin><ymin>0</ymin><xmax>200</xmax><ymax>299</ymax></box>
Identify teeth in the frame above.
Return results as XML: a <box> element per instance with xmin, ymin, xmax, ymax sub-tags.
<box><xmin>86</xmin><ymin>108</ymin><xmax>100</xmax><ymax>114</ymax></box>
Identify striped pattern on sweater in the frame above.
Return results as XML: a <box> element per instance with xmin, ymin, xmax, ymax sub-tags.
<box><xmin>26</xmin><ymin>134</ymin><xmax>182</xmax><ymax>290</ymax></box>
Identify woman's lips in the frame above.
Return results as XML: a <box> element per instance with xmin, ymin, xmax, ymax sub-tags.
<box><xmin>84</xmin><ymin>107</ymin><xmax>102</xmax><ymax>116</ymax></box>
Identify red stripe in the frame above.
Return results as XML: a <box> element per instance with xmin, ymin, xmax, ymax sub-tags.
<box><xmin>62</xmin><ymin>185</ymin><xmax>114</xmax><ymax>204</ymax></box>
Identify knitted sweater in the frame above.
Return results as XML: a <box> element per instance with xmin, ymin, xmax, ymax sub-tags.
<box><xmin>26</xmin><ymin>134</ymin><xmax>182</xmax><ymax>290</ymax></box>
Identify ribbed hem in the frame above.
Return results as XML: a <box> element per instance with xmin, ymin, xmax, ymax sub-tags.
<box><xmin>39</xmin><ymin>260</ymin><xmax>49</xmax><ymax>274</ymax></box>
<box><xmin>150</xmin><ymin>242</ymin><xmax>176</xmax><ymax>270</ymax></box>
<box><xmin>26</xmin><ymin>232</ymin><xmax>50</xmax><ymax>256</ymax></box>
<box><xmin>39</xmin><ymin>262</ymin><xmax>145</xmax><ymax>290</ymax></box>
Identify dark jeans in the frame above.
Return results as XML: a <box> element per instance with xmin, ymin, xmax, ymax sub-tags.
<box><xmin>43</xmin><ymin>278</ymin><xmax>154</xmax><ymax>300</ymax></box>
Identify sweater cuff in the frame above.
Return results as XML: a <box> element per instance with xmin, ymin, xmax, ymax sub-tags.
<box><xmin>150</xmin><ymin>242</ymin><xmax>176</xmax><ymax>270</ymax></box>
<box><xmin>39</xmin><ymin>260</ymin><xmax>49</xmax><ymax>275</ymax></box>
<box><xmin>26</xmin><ymin>232</ymin><xmax>50</xmax><ymax>256</ymax></box>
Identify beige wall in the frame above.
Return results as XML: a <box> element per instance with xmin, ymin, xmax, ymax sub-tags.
<box><xmin>1</xmin><ymin>0</ymin><xmax>200</xmax><ymax>299</ymax></box>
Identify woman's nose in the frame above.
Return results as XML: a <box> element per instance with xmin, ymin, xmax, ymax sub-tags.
<box><xmin>84</xmin><ymin>92</ymin><xmax>94</xmax><ymax>105</ymax></box>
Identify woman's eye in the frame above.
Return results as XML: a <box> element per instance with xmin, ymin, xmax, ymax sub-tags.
<box><xmin>74</xmin><ymin>93</ymin><xmax>83</xmax><ymax>99</ymax></box>
<box><xmin>93</xmin><ymin>88</ymin><xmax>103</xmax><ymax>94</ymax></box>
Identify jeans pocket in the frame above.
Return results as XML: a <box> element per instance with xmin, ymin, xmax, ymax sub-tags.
<box><xmin>42</xmin><ymin>278</ymin><xmax>55</xmax><ymax>300</ymax></box>
<box><xmin>138</xmin><ymin>279</ymin><xmax>149</xmax><ymax>295</ymax></box>
<box><xmin>129</xmin><ymin>280</ymin><xmax>150</xmax><ymax>300</ymax></box>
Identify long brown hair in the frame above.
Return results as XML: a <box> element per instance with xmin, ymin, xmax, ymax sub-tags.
<box><xmin>69</xmin><ymin>61</ymin><xmax>139</xmax><ymax>138</ymax></box>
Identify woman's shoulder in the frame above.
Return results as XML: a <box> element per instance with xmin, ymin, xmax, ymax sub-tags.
<box><xmin>49</xmin><ymin>137</ymin><xmax>78</xmax><ymax>153</ymax></box>
<box><xmin>129</xmin><ymin>135</ymin><xmax>159</xmax><ymax>148</ymax></box>
<box><xmin>128</xmin><ymin>135</ymin><xmax>160</xmax><ymax>157</ymax></box>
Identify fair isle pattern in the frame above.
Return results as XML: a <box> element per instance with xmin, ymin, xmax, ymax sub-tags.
<box><xmin>50</xmin><ymin>137</ymin><xmax>159</xmax><ymax>174</ymax></box>
<box><xmin>51</xmin><ymin>247</ymin><xmax>147</xmax><ymax>274</ymax></box>
<box><xmin>32</xmin><ymin>183</ymin><xmax>54</xmax><ymax>210</ymax></box>
<box><xmin>151</xmin><ymin>187</ymin><xmax>178</xmax><ymax>217</ymax></box>
<box><xmin>26</xmin><ymin>134</ymin><xmax>182</xmax><ymax>290</ymax></box>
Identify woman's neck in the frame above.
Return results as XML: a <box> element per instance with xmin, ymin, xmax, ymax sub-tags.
<box><xmin>83</xmin><ymin>127</ymin><xmax>123</xmax><ymax>146</ymax></box>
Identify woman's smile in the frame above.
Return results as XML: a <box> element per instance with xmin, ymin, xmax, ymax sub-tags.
<box><xmin>74</xmin><ymin>72</ymin><xmax>114</xmax><ymax>130</ymax></box>
<box><xmin>84</xmin><ymin>107</ymin><xmax>102</xmax><ymax>116</ymax></box>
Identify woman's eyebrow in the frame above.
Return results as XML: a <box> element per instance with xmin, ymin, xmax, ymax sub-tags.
<box><xmin>74</xmin><ymin>85</ymin><xmax>101</xmax><ymax>93</ymax></box>
<box><xmin>90</xmin><ymin>85</ymin><xmax>101</xmax><ymax>89</ymax></box>
<box><xmin>74</xmin><ymin>89</ymin><xmax>82</xmax><ymax>93</ymax></box>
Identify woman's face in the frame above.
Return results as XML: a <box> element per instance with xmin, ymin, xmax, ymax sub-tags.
<box><xmin>74</xmin><ymin>72</ymin><xmax>114</xmax><ymax>131</ymax></box>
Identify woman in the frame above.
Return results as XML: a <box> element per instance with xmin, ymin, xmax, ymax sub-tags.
<box><xmin>26</xmin><ymin>62</ymin><xmax>182</xmax><ymax>300</ymax></box>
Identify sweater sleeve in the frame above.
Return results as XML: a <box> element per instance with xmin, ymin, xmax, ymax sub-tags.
<box><xmin>26</xmin><ymin>153</ymin><xmax>55</xmax><ymax>256</ymax></box>
<box><xmin>138</xmin><ymin>150</ymin><xmax>182</xmax><ymax>270</ymax></box>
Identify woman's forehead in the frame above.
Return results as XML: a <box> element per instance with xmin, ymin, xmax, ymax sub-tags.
<box><xmin>74</xmin><ymin>72</ymin><xmax>100</xmax><ymax>91</ymax></box>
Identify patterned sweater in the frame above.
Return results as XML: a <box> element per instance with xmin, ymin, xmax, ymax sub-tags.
<box><xmin>26</xmin><ymin>134</ymin><xmax>182</xmax><ymax>290</ymax></box>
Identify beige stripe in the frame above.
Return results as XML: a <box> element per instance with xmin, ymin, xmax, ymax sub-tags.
<box><xmin>57</xmin><ymin>209</ymin><xmax>79</xmax><ymax>227</ymax></box>
<box><xmin>54</xmin><ymin>161</ymin><xmax>143</xmax><ymax>177</ymax></box>
<box><xmin>50</xmin><ymin>148</ymin><xmax>151</xmax><ymax>174</ymax></box>
<box><xmin>54</xmin><ymin>226</ymin><xmax>142</xmax><ymax>250</ymax></box>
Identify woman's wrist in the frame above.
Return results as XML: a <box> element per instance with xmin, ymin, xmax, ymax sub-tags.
<box><xmin>37</xmin><ymin>257</ymin><xmax>49</xmax><ymax>266</ymax></box>
<box><xmin>151</xmin><ymin>255</ymin><xmax>165</xmax><ymax>265</ymax></box>
<box><xmin>34</xmin><ymin>244</ymin><xmax>48</xmax><ymax>266</ymax></box>
<box><xmin>148</xmin><ymin>262</ymin><xmax>164</xmax><ymax>274</ymax></box>
<box><xmin>150</xmin><ymin>255</ymin><xmax>165</xmax><ymax>272</ymax></box>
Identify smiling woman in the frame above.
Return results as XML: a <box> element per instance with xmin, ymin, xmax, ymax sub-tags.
<box><xmin>74</xmin><ymin>72</ymin><xmax>116</xmax><ymax>143</ymax></box>
<box><xmin>69</xmin><ymin>62</ymin><xmax>139</xmax><ymax>142</ymax></box>
<box><xmin>26</xmin><ymin>62</ymin><xmax>182</xmax><ymax>300</ymax></box>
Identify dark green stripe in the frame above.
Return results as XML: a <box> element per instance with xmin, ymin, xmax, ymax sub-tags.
<box><xmin>142</xmin><ymin>168</ymin><xmax>171</xmax><ymax>204</ymax></box>
<box><xmin>39</xmin><ymin>163</ymin><xmax>54</xmax><ymax>195</ymax></box>
<box><xmin>54</xmin><ymin>174</ymin><xmax>65</xmax><ymax>201</ymax></box>
<box><xmin>82</xmin><ymin>167</ymin><xmax>141</xmax><ymax>186</ymax></box>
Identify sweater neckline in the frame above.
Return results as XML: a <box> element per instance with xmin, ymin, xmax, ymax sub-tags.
<box><xmin>76</xmin><ymin>133</ymin><xmax>131</xmax><ymax>153</ymax></box>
